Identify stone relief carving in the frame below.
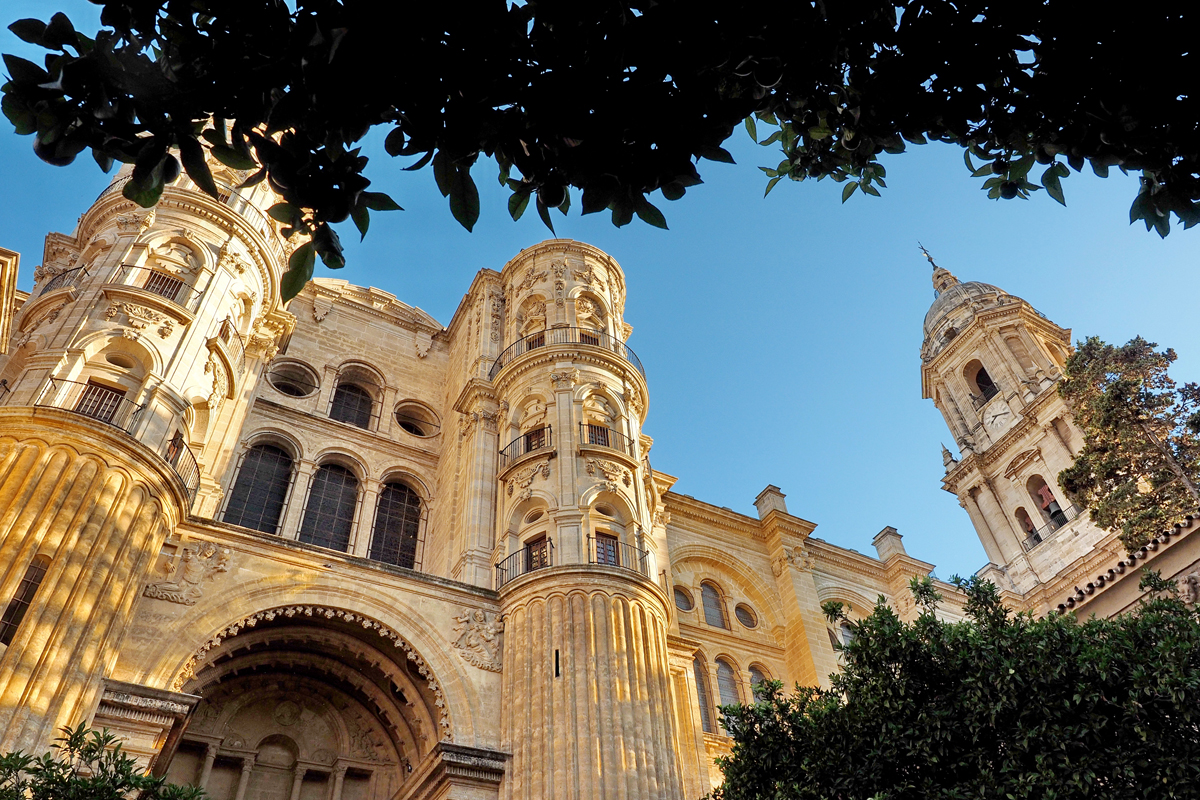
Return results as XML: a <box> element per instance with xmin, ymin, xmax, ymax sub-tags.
<box><xmin>105</xmin><ymin>301</ymin><xmax>173</xmax><ymax>338</ymax></box>
<box><xmin>246</xmin><ymin>315</ymin><xmax>287</xmax><ymax>360</ymax></box>
<box><xmin>575</xmin><ymin>263</ymin><xmax>605</xmax><ymax>290</ymax></box>
<box><xmin>770</xmin><ymin>545</ymin><xmax>816</xmax><ymax>577</ymax></box>
<box><xmin>115</xmin><ymin>209</ymin><xmax>155</xmax><ymax>234</ymax></box>
<box><xmin>583</xmin><ymin>395</ymin><xmax>616</xmax><ymax>426</ymax></box>
<box><xmin>515</xmin><ymin>265</ymin><xmax>549</xmax><ymax>294</ymax></box>
<box><xmin>452</xmin><ymin>609</ymin><xmax>504</xmax><ymax>672</ymax></box>
<box><xmin>205</xmin><ymin>354</ymin><xmax>229</xmax><ymax>409</ymax></box>
<box><xmin>1181</xmin><ymin>572</ymin><xmax>1200</xmax><ymax>605</ymax></box>
<box><xmin>25</xmin><ymin>302</ymin><xmax>68</xmax><ymax>332</ymax></box>
<box><xmin>490</xmin><ymin>292</ymin><xmax>505</xmax><ymax>342</ymax></box>
<box><xmin>415</xmin><ymin>330</ymin><xmax>433</xmax><ymax>359</ymax></box>
<box><xmin>172</xmin><ymin>604</ymin><xmax>454</xmax><ymax>741</ymax></box>
<box><xmin>143</xmin><ymin>540</ymin><xmax>232</xmax><ymax>605</ymax></box>
<box><xmin>460</xmin><ymin>408</ymin><xmax>499</xmax><ymax>438</ymax></box>
<box><xmin>551</xmin><ymin>260</ymin><xmax>567</xmax><ymax>307</ymax></box>
<box><xmin>576</xmin><ymin>298</ymin><xmax>605</xmax><ymax>323</ymax></box>
<box><xmin>585</xmin><ymin>458</ymin><xmax>631</xmax><ymax>493</ymax></box>
<box><xmin>521</xmin><ymin>398</ymin><xmax>547</xmax><ymax>429</ymax></box>
<box><xmin>507</xmin><ymin>459</ymin><xmax>551</xmax><ymax>499</ymax></box>
<box><xmin>550</xmin><ymin>369</ymin><xmax>579</xmax><ymax>389</ymax></box>
<box><xmin>312</xmin><ymin>296</ymin><xmax>333</xmax><ymax>323</ymax></box>
<box><xmin>623</xmin><ymin>390</ymin><xmax>644</xmax><ymax>417</ymax></box>
<box><xmin>217</xmin><ymin>239</ymin><xmax>246</xmax><ymax>274</ymax></box>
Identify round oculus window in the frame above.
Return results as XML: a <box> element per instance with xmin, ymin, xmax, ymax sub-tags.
<box><xmin>267</xmin><ymin>362</ymin><xmax>319</xmax><ymax>398</ymax></box>
<box><xmin>734</xmin><ymin>603</ymin><xmax>758</xmax><ymax>628</ymax></box>
<box><xmin>394</xmin><ymin>403</ymin><xmax>439</xmax><ymax>437</ymax></box>
<box><xmin>674</xmin><ymin>587</ymin><xmax>694</xmax><ymax>612</ymax></box>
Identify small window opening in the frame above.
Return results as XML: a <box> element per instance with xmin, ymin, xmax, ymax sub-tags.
<box><xmin>555</xmin><ymin>649</ymin><xmax>561</xmax><ymax>678</ymax></box>
<box><xmin>0</xmin><ymin>556</ymin><xmax>50</xmax><ymax>646</ymax></box>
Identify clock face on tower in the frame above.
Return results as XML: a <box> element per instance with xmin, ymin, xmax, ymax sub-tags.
<box><xmin>984</xmin><ymin>400</ymin><xmax>1014</xmax><ymax>435</ymax></box>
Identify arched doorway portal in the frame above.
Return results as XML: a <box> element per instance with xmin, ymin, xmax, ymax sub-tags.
<box><xmin>164</xmin><ymin>607</ymin><xmax>448</xmax><ymax>800</ymax></box>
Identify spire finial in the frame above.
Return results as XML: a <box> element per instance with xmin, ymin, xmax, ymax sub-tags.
<box><xmin>918</xmin><ymin>242</ymin><xmax>939</xmax><ymax>270</ymax></box>
<box><xmin>941</xmin><ymin>443</ymin><xmax>959</xmax><ymax>470</ymax></box>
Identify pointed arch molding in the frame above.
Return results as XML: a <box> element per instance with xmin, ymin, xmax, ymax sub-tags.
<box><xmin>171</xmin><ymin>604</ymin><xmax>453</xmax><ymax>742</ymax></box>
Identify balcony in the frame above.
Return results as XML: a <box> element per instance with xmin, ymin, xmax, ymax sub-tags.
<box><xmin>216</xmin><ymin>318</ymin><xmax>246</xmax><ymax>374</ymax></box>
<box><xmin>489</xmin><ymin>327</ymin><xmax>645</xmax><ymax>382</ymax></box>
<box><xmin>1022</xmin><ymin>504</ymin><xmax>1083</xmax><ymax>551</ymax></box>
<box><xmin>34</xmin><ymin>379</ymin><xmax>201</xmax><ymax>504</ymax></box>
<box><xmin>109</xmin><ymin>265</ymin><xmax>204</xmax><ymax>312</ymax></box>
<box><xmin>38</xmin><ymin>267</ymin><xmax>89</xmax><ymax>296</ymax></box>
<box><xmin>579</xmin><ymin>423</ymin><xmax>635</xmax><ymax>458</ymax></box>
<box><xmin>499</xmin><ymin>425</ymin><xmax>553</xmax><ymax>471</ymax></box>
<box><xmin>586</xmin><ymin>536</ymin><xmax>650</xmax><ymax>577</ymax></box>
<box><xmin>496</xmin><ymin>538</ymin><xmax>554</xmax><ymax>588</ymax></box>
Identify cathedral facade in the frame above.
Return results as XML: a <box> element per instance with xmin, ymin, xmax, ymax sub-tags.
<box><xmin>0</xmin><ymin>164</ymin><xmax>1194</xmax><ymax>799</ymax></box>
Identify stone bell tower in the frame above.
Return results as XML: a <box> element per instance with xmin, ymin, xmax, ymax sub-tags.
<box><xmin>918</xmin><ymin>256</ymin><xmax>1114</xmax><ymax>609</ymax></box>
<box><xmin>478</xmin><ymin>240</ymin><xmax>683</xmax><ymax>798</ymax></box>
<box><xmin>0</xmin><ymin>159</ymin><xmax>294</xmax><ymax>753</ymax></box>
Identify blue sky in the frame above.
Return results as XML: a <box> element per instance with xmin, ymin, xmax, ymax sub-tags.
<box><xmin>3</xmin><ymin>2</ymin><xmax>1198</xmax><ymax>582</ymax></box>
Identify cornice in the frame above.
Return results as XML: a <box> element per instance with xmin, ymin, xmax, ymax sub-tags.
<box><xmin>665</xmin><ymin>493</ymin><xmax>762</xmax><ymax>538</ymax></box>
<box><xmin>452</xmin><ymin>377</ymin><xmax>499</xmax><ymax>415</ymax></box>
<box><xmin>304</xmin><ymin>279</ymin><xmax>444</xmax><ymax>335</ymax></box>
<box><xmin>491</xmin><ymin>343</ymin><xmax>648</xmax><ymax>401</ymax></box>
<box><xmin>942</xmin><ymin>387</ymin><xmax>1062</xmax><ymax>492</ymax></box>
<box><xmin>499</xmin><ymin>239</ymin><xmax>627</xmax><ymax>299</ymax></box>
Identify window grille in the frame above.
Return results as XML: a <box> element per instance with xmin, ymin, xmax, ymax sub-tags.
<box><xmin>74</xmin><ymin>381</ymin><xmax>124</xmax><ymax>424</ymax></box>
<box><xmin>595</xmin><ymin>533</ymin><xmax>620</xmax><ymax>566</ymax></box>
<box><xmin>330</xmin><ymin>383</ymin><xmax>373</xmax><ymax>429</ymax></box>
<box><xmin>0</xmin><ymin>556</ymin><xmax>50</xmax><ymax>646</ymax></box>
<box><xmin>734</xmin><ymin>603</ymin><xmax>758</xmax><ymax>628</ymax></box>
<box><xmin>299</xmin><ymin>465</ymin><xmax>359</xmax><ymax>552</ymax></box>
<box><xmin>369</xmin><ymin>483</ymin><xmax>421</xmax><ymax>569</ymax></box>
<box><xmin>142</xmin><ymin>271</ymin><xmax>184</xmax><ymax>302</ymax></box>
<box><xmin>674</xmin><ymin>587</ymin><xmax>694</xmax><ymax>611</ymax></box>
<box><xmin>701</xmin><ymin>582</ymin><xmax>728</xmax><ymax>629</ymax></box>
<box><xmin>224</xmin><ymin>444</ymin><xmax>294</xmax><ymax>534</ymax></box>
<box><xmin>716</xmin><ymin>659</ymin><xmax>741</xmax><ymax>708</ymax></box>
<box><xmin>693</xmin><ymin>656</ymin><xmax>715</xmax><ymax>734</ymax></box>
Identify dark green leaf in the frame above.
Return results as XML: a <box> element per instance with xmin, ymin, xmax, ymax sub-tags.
<box><xmin>661</xmin><ymin>182</ymin><xmax>686</xmax><ymax>201</ymax></box>
<box><xmin>43</xmin><ymin>13</ymin><xmax>76</xmax><ymax>48</ymax></box>
<box><xmin>696</xmin><ymin>145</ymin><xmax>735</xmax><ymax>164</ymax></box>
<box><xmin>402</xmin><ymin>151</ymin><xmax>434</xmax><ymax>172</ymax></box>
<box><xmin>745</xmin><ymin>115</ymin><xmax>758</xmax><ymax>143</ymax></box>
<box><xmin>536</xmin><ymin>197</ymin><xmax>556</xmax><ymax>234</ymax></box>
<box><xmin>2</xmin><ymin>54</ymin><xmax>48</xmax><ymax>86</ymax></box>
<box><xmin>383</xmin><ymin>126</ymin><xmax>407</xmax><ymax>157</ymax></box>
<box><xmin>841</xmin><ymin>182</ymin><xmax>857</xmax><ymax>203</ymax></box>
<box><xmin>448</xmin><ymin>167</ymin><xmax>480</xmax><ymax>231</ymax></box>
<box><xmin>432</xmin><ymin>150</ymin><xmax>452</xmax><ymax>197</ymax></box>
<box><xmin>351</xmin><ymin>205</ymin><xmax>369</xmax><ymax>240</ymax></box>
<box><xmin>238</xmin><ymin>169</ymin><xmax>267</xmax><ymax>189</ymax></box>
<box><xmin>210</xmin><ymin>145</ymin><xmax>256</xmax><ymax>170</ymax></box>
<box><xmin>281</xmin><ymin>242</ymin><xmax>315</xmax><ymax>301</ymax></box>
<box><xmin>634</xmin><ymin>196</ymin><xmax>668</xmax><ymax>229</ymax></box>
<box><xmin>8</xmin><ymin>19</ymin><xmax>48</xmax><ymax>47</ymax></box>
<box><xmin>360</xmin><ymin>191</ymin><xmax>402</xmax><ymax>211</ymax></box>
<box><xmin>1041</xmin><ymin>164</ymin><xmax>1067</xmax><ymax>206</ymax></box>
<box><xmin>508</xmin><ymin>190</ymin><xmax>531</xmax><ymax>221</ymax></box>
<box><xmin>179</xmin><ymin>137</ymin><xmax>218</xmax><ymax>199</ymax></box>
<box><xmin>610</xmin><ymin>201</ymin><xmax>633</xmax><ymax>227</ymax></box>
<box><xmin>267</xmin><ymin>203</ymin><xmax>301</xmax><ymax>224</ymax></box>
<box><xmin>764</xmin><ymin>176</ymin><xmax>782</xmax><ymax>196</ymax></box>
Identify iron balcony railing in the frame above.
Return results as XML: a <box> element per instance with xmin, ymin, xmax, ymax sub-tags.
<box><xmin>587</xmin><ymin>536</ymin><xmax>650</xmax><ymax>577</ymax></box>
<box><xmin>39</xmin><ymin>267</ymin><xmax>89</xmax><ymax>295</ymax></box>
<box><xmin>35</xmin><ymin>377</ymin><xmax>145</xmax><ymax>435</ymax></box>
<box><xmin>496</xmin><ymin>538</ymin><xmax>554</xmax><ymax>587</ymax></box>
<box><xmin>579</xmin><ymin>422</ymin><xmax>635</xmax><ymax>457</ymax></box>
<box><xmin>1022</xmin><ymin>504</ymin><xmax>1083</xmax><ymax>551</ymax></box>
<box><xmin>112</xmin><ymin>265</ymin><xmax>203</xmax><ymax>310</ymax></box>
<box><xmin>971</xmin><ymin>384</ymin><xmax>1000</xmax><ymax>410</ymax></box>
<box><xmin>164</xmin><ymin>432</ymin><xmax>200</xmax><ymax>504</ymax></box>
<box><xmin>499</xmin><ymin>425</ymin><xmax>553</xmax><ymax>471</ymax></box>
<box><xmin>489</xmin><ymin>327</ymin><xmax>645</xmax><ymax>381</ymax></box>
<box><xmin>217</xmin><ymin>318</ymin><xmax>246</xmax><ymax>374</ymax></box>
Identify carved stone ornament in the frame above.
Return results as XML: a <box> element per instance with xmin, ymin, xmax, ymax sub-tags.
<box><xmin>575</xmin><ymin>263</ymin><xmax>605</xmax><ymax>290</ymax></box>
<box><xmin>490</xmin><ymin>292</ymin><xmax>505</xmax><ymax>342</ymax></box>
<box><xmin>515</xmin><ymin>266</ymin><xmax>549</xmax><ymax>294</ymax></box>
<box><xmin>653</xmin><ymin>509</ymin><xmax>671</xmax><ymax>528</ymax></box>
<box><xmin>143</xmin><ymin>540</ymin><xmax>231</xmax><ymax>605</ymax></box>
<box><xmin>105</xmin><ymin>301</ymin><xmax>173</xmax><ymax>338</ymax></box>
<box><xmin>245</xmin><ymin>315</ymin><xmax>287</xmax><ymax>360</ymax></box>
<box><xmin>507</xmin><ymin>459</ymin><xmax>551</xmax><ymax>499</ymax></box>
<box><xmin>770</xmin><ymin>546</ymin><xmax>816</xmax><ymax>576</ymax></box>
<box><xmin>205</xmin><ymin>354</ymin><xmax>229</xmax><ymax>409</ymax></box>
<box><xmin>460</xmin><ymin>409</ymin><xmax>499</xmax><ymax>438</ymax></box>
<box><xmin>415</xmin><ymin>330</ymin><xmax>433</xmax><ymax>359</ymax></box>
<box><xmin>115</xmin><ymin>209</ymin><xmax>155</xmax><ymax>235</ymax></box>
<box><xmin>550</xmin><ymin>260</ymin><xmax>568</xmax><ymax>279</ymax></box>
<box><xmin>550</xmin><ymin>369</ymin><xmax>580</xmax><ymax>389</ymax></box>
<box><xmin>585</xmin><ymin>458</ymin><xmax>632</xmax><ymax>493</ymax></box>
<box><xmin>171</xmin><ymin>604</ymin><xmax>453</xmax><ymax>741</ymax></box>
<box><xmin>1181</xmin><ymin>572</ymin><xmax>1200</xmax><ymax>605</ymax></box>
<box><xmin>217</xmin><ymin>239</ymin><xmax>246</xmax><ymax>274</ymax></box>
<box><xmin>312</xmin><ymin>296</ymin><xmax>333</xmax><ymax>323</ymax></box>
<box><xmin>26</xmin><ymin>302</ymin><xmax>68</xmax><ymax>332</ymax></box>
<box><xmin>452</xmin><ymin>609</ymin><xmax>504</xmax><ymax>672</ymax></box>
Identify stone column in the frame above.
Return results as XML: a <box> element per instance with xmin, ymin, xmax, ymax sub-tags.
<box><xmin>499</xmin><ymin>569</ymin><xmax>683</xmax><ymax>799</ymax></box>
<box><xmin>278</xmin><ymin>460</ymin><xmax>315</xmax><ymax>539</ymax></box>
<box><xmin>198</xmin><ymin>744</ymin><xmax>217</xmax><ymax>790</ymax></box>
<box><xmin>960</xmin><ymin>491</ymin><xmax>1005</xmax><ymax>566</ymax></box>
<box><xmin>352</xmin><ymin>484</ymin><xmax>379</xmax><ymax>558</ymax></box>
<box><xmin>0</xmin><ymin>412</ymin><xmax>185</xmax><ymax>754</ymax></box>
<box><xmin>327</xmin><ymin>765</ymin><xmax>347</xmax><ymax>800</ymax></box>
<box><xmin>233</xmin><ymin>757</ymin><xmax>255</xmax><ymax>800</ymax></box>
<box><xmin>450</xmin><ymin>379</ymin><xmax>499</xmax><ymax>587</ymax></box>
<box><xmin>288</xmin><ymin>766</ymin><xmax>306</xmax><ymax>800</ymax></box>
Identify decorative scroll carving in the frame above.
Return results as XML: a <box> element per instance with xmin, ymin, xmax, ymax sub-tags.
<box><xmin>515</xmin><ymin>266</ymin><xmax>548</xmax><ymax>294</ymax></box>
<box><xmin>205</xmin><ymin>354</ymin><xmax>229</xmax><ymax>409</ymax></box>
<box><xmin>459</xmin><ymin>408</ymin><xmax>499</xmax><ymax>438</ymax></box>
<box><xmin>172</xmin><ymin>604</ymin><xmax>454</xmax><ymax>741</ymax></box>
<box><xmin>575</xmin><ymin>263</ymin><xmax>605</xmax><ymax>290</ymax></box>
<box><xmin>115</xmin><ymin>209</ymin><xmax>155</xmax><ymax>234</ymax></box>
<box><xmin>507</xmin><ymin>459</ymin><xmax>550</xmax><ymax>500</ymax></box>
<box><xmin>770</xmin><ymin>545</ymin><xmax>816</xmax><ymax>577</ymax></box>
<box><xmin>452</xmin><ymin>609</ymin><xmax>503</xmax><ymax>672</ymax></box>
<box><xmin>489</xmin><ymin>293</ymin><xmax>504</xmax><ymax>342</ymax></box>
<box><xmin>312</xmin><ymin>296</ymin><xmax>333</xmax><ymax>323</ymax></box>
<box><xmin>586</xmin><ymin>458</ymin><xmax>631</xmax><ymax>493</ymax></box>
<box><xmin>217</xmin><ymin>239</ymin><xmax>246</xmax><ymax>274</ymax></box>
<box><xmin>105</xmin><ymin>301</ymin><xmax>173</xmax><ymax>338</ymax></box>
<box><xmin>416</xmin><ymin>330</ymin><xmax>433</xmax><ymax>358</ymax></box>
<box><xmin>551</xmin><ymin>260</ymin><xmax>567</xmax><ymax>307</ymax></box>
<box><xmin>245</xmin><ymin>314</ymin><xmax>288</xmax><ymax>360</ymax></box>
<box><xmin>25</xmin><ymin>302</ymin><xmax>68</xmax><ymax>332</ymax></box>
<box><xmin>143</xmin><ymin>540</ymin><xmax>231</xmax><ymax>605</ymax></box>
<box><xmin>550</xmin><ymin>369</ymin><xmax>579</xmax><ymax>389</ymax></box>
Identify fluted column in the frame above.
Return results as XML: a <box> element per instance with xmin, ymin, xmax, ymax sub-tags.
<box><xmin>499</xmin><ymin>567</ymin><xmax>683</xmax><ymax>800</ymax></box>
<box><xmin>0</xmin><ymin>409</ymin><xmax>185</xmax><ymax>754</ymax></box>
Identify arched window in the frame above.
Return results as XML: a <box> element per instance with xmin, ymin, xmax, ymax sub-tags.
<box><xmin>748</xmin><ymin>665</ymin><xmax>769</xmax><ymax>701</ymax></box>
<box><xmin>369</xmin><ymin>482</ymin><xmax>422</xmax><ymax>569</ymax></box>
<box><xmin>299</xmin><ymin>464</ymin><xmax>359</xmax><ymax>552</ymax></box>
<box><xmin>329</xmin><ymin>382</ymin><xmax>373</xmax><ymax>429</ymax></box>
<box><xmin>1027</xmin><ymin>475</ymin><xmax>1068</xmax><ymax>527</ymax></box>
<box><xmin>0</xmin><ymin>556</ymin><xmax>50</xmax><ymax>646</ymax></box>
<box><xmin>964</xmin><ymin>359</ymin><xmax>999</xmax><ymax>403</ymax></box>
<box><xmin>716</xmin><ymin>658</ymin><xmax>741</xmax><ymax>707</ymax></box>
<box><xmin>701</xmin><ymin>582</ymin><xmax>728</xmax><ymax>629</ymax></box>
<box><xmin>692</xmin><ymin>656</ymin><xmax>715</xmax><ymax>734</ymax></box>
<box><xmin>224</xmin><ymin>444</ymin><xmax>293</xmax><ymax>534</ymax></box>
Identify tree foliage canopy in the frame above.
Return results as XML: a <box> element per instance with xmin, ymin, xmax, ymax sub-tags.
<box><xmin>1059</xmin><ymin>336</ymin><xmax>1200</xmax><ymax>552</ymax></box>
<box><xmin>712</xmin><ymin>575</ymin><xmax>1200</xmax><ymax>800</ymax></box>
<box><xmin>2</xmin><ymin>2</ymin><xmax>1198</xmax><ymax>297</ymax></box>
<box><xmin>0</xmin><ymin>724</ymin><xmax>202</xmax><ymax>800</ymax></box>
